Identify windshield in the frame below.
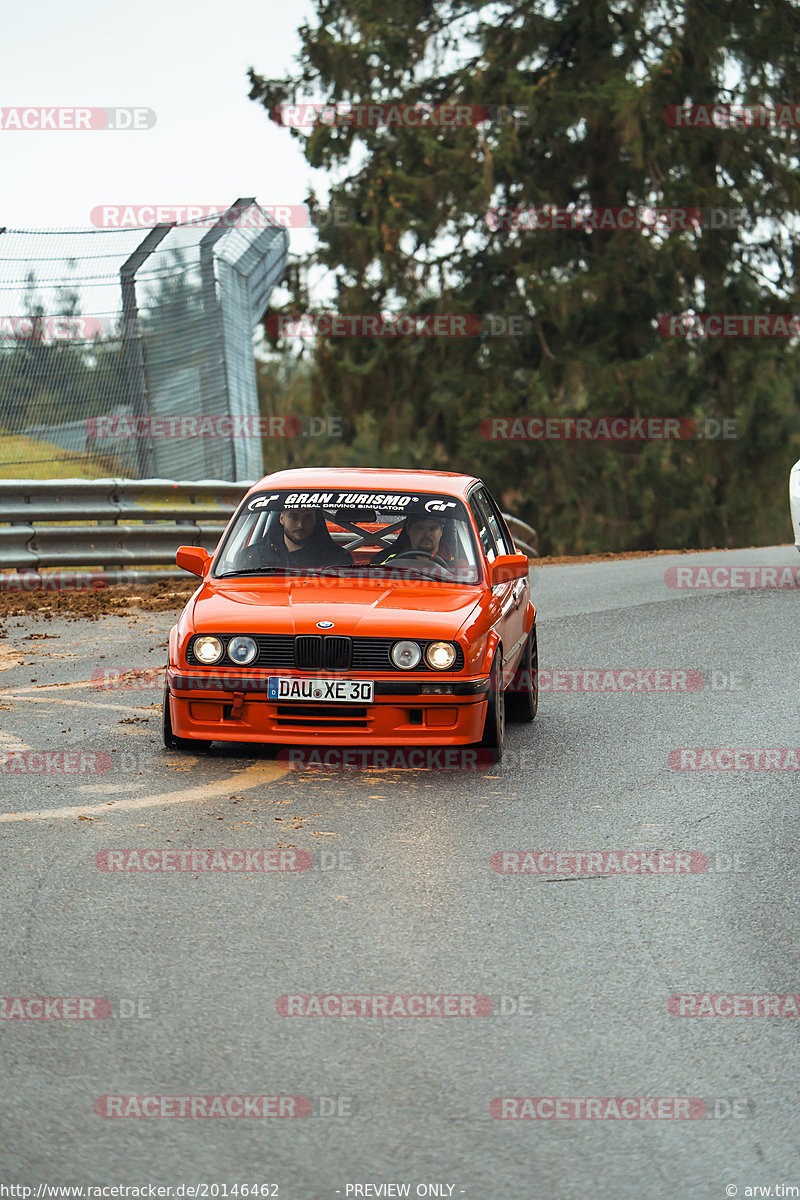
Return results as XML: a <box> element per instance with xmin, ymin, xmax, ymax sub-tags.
<box><xmin>213</xmin><ymin>487</ymin><xmax>483</xmax><ymax>584</ymax></box>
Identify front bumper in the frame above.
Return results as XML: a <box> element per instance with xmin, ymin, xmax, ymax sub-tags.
<box><xmin>166</xmin><ymin>668</ymin><xmax>490</xmax><ymax>745</ymax></box>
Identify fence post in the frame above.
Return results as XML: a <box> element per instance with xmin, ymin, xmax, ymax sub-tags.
<box><xmin>120</xmin><ymin>224</ymin><xmax>175</xmax><ymax>479</ymax></box>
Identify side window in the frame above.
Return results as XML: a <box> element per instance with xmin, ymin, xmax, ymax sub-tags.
<box><xmin>478</xmin><ymin>487</ymin><xmax>516</xmax><ymax>556</ymax></box>
<box><xmin>215</xmin><ymin>511</ymin><xmax>261</xmax><ymax>573</ymax></box>
<box><xmin>469</xmin><ymin>491</ymin><xmax>500</xmax><ymax>562</ymax></box>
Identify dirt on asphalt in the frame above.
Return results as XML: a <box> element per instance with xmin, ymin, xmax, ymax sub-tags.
<box><xmin>0</xmin><ymin>578</ymin><xmax>197</xmax><ymax>626</ymax></box>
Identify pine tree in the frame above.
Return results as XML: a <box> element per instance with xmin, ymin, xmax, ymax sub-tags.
<box><xmin>250</xmin><ymin>0</ymin><xmax>800</xmax><ymax>552</ymax></box>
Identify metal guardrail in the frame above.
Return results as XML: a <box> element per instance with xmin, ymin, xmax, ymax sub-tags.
<box><xmin>0</xmin><ymin>478</ymin><xmax>538</xmax><ymax>574</ymax></box>
<box><xmin>0</xmin><ymin>479</ymin><xmax>243</xmax><ymax>574</ymax></box>
<box><xmin>0</xmin><ymin>478</ymin><xmax>247</xmax><ymax>525</ymax></box>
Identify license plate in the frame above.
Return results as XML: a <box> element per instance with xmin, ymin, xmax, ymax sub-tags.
<box><xmin>268</xmin><ymin>677</ymin><xmax>374</xmax><ymax>703</ymax></box>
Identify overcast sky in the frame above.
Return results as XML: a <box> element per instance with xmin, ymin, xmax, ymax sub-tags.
<box><xmin>0</xmin><ymin>0</ymin><xmax>320</xmax><ymax>237</ymax></box>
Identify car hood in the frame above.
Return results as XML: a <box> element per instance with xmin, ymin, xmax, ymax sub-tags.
<box><xmin>189</xmin><ymin>577</ymin><xmax>485</xmax><ymax>641</ymax></box>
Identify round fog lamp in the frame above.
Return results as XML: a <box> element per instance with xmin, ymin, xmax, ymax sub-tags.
<box><xmin>193</xmin><ymin>635</ymin><xmax>223</xmax><ymax>665</ymax></box>
<box><xmin>391</xmin><ymin>640</ymin><xmax>421</xmax><ymax>670</ymax></box>
<box><xmin>425</xmin><ymin>641</ymin><xmax>457</xmax><ymax>670</ymax></box>
<box><xmin>227</xmin><ymin>635</ymin><xmax>257</xmax><ymax>665</ymax></box>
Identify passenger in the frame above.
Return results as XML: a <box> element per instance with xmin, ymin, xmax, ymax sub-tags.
<box><xmin>241</xmin><ymin>508</ymin><xmax>353</xmax><ymax>568</ymax></box>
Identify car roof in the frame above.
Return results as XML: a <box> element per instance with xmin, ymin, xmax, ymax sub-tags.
<box><xmin>246</xmin><ymin>468</ymin><xmax>481</xmax><ymax>500</ymax></box>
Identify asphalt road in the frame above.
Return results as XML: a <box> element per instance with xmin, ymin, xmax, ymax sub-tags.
<box><xmin>1</xmin><ymin>545</ymin><xmax>799</xmax><ymax>1199</ymax></box>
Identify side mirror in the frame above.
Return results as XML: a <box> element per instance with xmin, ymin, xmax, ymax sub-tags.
<box><xmin>176</xmin><ymin>546</ymin><xmax>212</xmax><ymax>577</ymax></box>
<box><xmin>490</xmin><ymin>553</ymin><xmax>529</xmax><ymax>585</ymax></box>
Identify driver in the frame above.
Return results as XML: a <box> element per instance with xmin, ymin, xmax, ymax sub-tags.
<box><xmin>242</xmin><ymin>507</ymin><xmax>353</xmax><ymax>568</ymax></box>
<box><xmin>370</xmin><ymin>515</ymin><xmax>454</xmax><ymax>567</ymax></box>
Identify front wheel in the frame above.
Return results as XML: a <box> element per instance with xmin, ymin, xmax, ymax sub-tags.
<box><xmin>162</xmin><ymin>679</ymin><xmax>212</xmax><ymax>753</ymax></box>
<box><xmin>507</xmin><ymin>624</ymin><xmax>538</xmax><ymax>722</ymax></box>
<box><xmin>478</xmin><ymin>651</ymin><xmax>505</xmax><ymax>761</ymax></box>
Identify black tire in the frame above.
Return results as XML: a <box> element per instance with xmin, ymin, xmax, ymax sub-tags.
<box><xmin>478</xmin><ymin>650</ymin><xmax>505</xmax><ymax>760</ymax></box>
<box><xmin>507</xmin><ymin>624</ymin><xmax>538</xmax><ymax>723</ymax></box>
<box><xmin>162</xmin><ymin>679</ymin><xmax>212</xmax><ymax>753</ymax></box>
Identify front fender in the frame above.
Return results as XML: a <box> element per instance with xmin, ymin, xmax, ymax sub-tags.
<box><xmin>168</xmin><ymin>623</ymin><xmax>180</xmax><ymax>668</ymax></box>
<box><xmin>460</xmin><ymin>627</ymin><xmax>502</xmax><ymax>677</ymax></box>
<box><xmin>455</xmin><ymin>587</ymin><xmax>505</xmax><ymax>676</ymax></box>
<box><xmin>482</xmin><ymin>629</ymin><xmax>502</xmax><ymax>675</ymax></box>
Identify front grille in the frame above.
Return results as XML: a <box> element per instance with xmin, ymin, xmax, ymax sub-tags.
<box><xmin>324</xmin><ymin>636</ymin><xmax>352</xmax><ymax>669</ymax></box>
<box><xmin>352</xmin><ymin>639</ymin><xmax>393</xmax><ymax>670</ymax></box>
<box><xmin>275</xmin><ymin>703</ymin><xmax>368</xmax><ymax>729</ymax></box>
<box><xmin>187</xmin><ymin>635</ymin><xmax>464</xmax><ymax>672</ymax></box>
<box><xmin>294</xmin><ymin>635</ymin><xmax>352</xmax><ymax>669</ymax></box>
<box><xmin>294</xmin><ymin>636</ymin><xmax>323</xmax><ymax>668</ymax></box>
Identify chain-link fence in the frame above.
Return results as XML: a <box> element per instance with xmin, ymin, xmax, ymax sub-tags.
<box><xmin>0</xmin><ymin>198</ymin><xmax>288</xmax><ymax>481</ymax></box>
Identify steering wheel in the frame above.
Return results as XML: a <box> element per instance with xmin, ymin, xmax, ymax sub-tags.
<box><xmin>387</xmin><ymin>550</ymin><xmax>451</xmax><ymax>569</ymax></box>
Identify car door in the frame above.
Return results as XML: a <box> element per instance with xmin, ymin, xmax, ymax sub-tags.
<box><xmin>468</xmin><ymin>486</ymin><xmax>524</xmax><ymax>683</ymax></box>
<box><xmin>479</xmin><ymin>484</ymin><xmax>530</xmax><ymax>650</ymax></box>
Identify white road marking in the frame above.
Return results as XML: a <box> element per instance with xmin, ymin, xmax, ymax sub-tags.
<box><xmin>0</xmin><ymin>643</ymin><xmax>23</xmax><ymax>672</ymax></box>
<box><xmin>0</xmin><ymin>692</ymin><xmax>151</xmax><ymax>713</ymax></box>
<box><xmin>0</xmin><ymin>760</ymin><xmax>293</xmax><ymax>823</ymax></box>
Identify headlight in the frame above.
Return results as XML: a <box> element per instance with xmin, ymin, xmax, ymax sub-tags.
<box><xmin>425</xmin><ymin>641</ymin><xmax>457</xmax><ymax>670</ymax></box>
<box><xmin>391</xmin><ymin>640</ymin><xmax>421</xmax><ymax>670</ymax></box>
<box><xmin>193</xmin><ymin>635</ymin><xmax>223</xmax><ymax>665</ymax></box>
<box><xmin>227</xmin><ymin>635</ymin><xmax>257</xmax><ymax>665</ymax></box>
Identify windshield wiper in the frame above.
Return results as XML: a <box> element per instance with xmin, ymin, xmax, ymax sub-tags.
<box><xmin>216</xmin><ymin>565</ymin><xmax>460</xmax><ymax>580</ymax></box>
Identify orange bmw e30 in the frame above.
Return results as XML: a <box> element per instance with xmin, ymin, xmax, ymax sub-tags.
<box><xmin>163</xmin><ymin>468</ymin><xmax>537</xmax><ymax>760</ymax></box>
